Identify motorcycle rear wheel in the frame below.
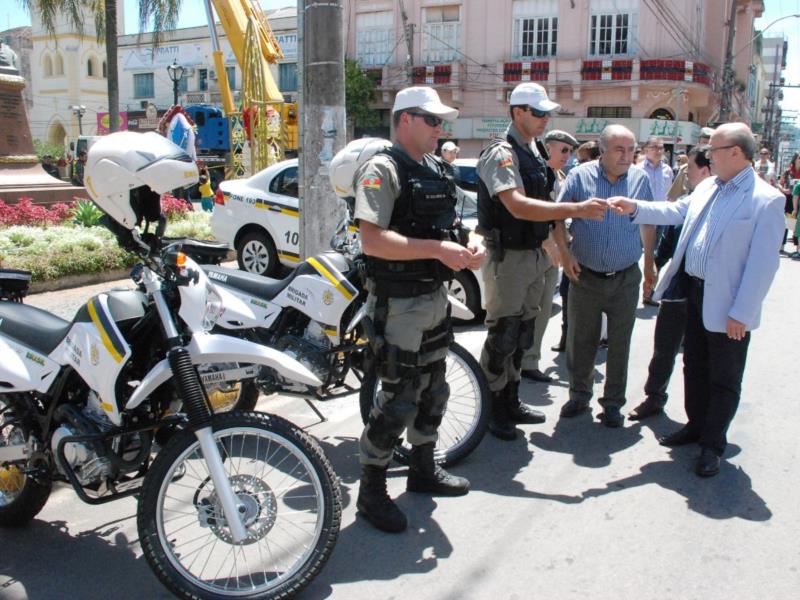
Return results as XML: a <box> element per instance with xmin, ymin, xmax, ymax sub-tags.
<box><xmin>138</xmin><ymin>411</ymin><xmax>341</xmax><ymax>600</ymax></box>
<box><xmin>359</xmin><ymin>342</ymin><xmax>489</xmax><ymax>468</ymax></box>
<box><xmin>0</xmin><ymin>398</ymin><xmax>51</xmax><ymax>527</ymax></box>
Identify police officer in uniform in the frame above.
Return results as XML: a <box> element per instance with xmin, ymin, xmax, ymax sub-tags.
<box><xmin>353</xmin><ymin>87</ymin><xmax>485</xmax><ymax>533</ymax></box>
<box><xmin>477</xmin><ymin>82</ymin><xmax>607</xmax><ymax>441</ymax></box>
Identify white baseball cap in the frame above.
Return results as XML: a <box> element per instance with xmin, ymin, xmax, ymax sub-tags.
<box><xmin>392</xmin><ymin>86</ymin><xmax>459</xmax><ymax>121</ymax></box>
<box><xmin>441</xmin><ymin>141</ymin><xmax>459</xmax><ymax>152</ymax></box>
<box><xmin>508</xmin><ymin>82</ymin><xmax>560</xmax><ymax>112</ymax></box>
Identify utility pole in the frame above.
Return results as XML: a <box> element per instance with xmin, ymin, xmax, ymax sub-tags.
<box><xmin>399</xmin><ymin>0</ymin><xmax>414</xmax><ymax>80</ymax></box>
<box><xmin>298</xmin><ymin>0</ymin><xmax>347</xmax><ymax>260</ymax></box>
<box><xmin>718</xmin><ymin>0</ymin><xmax>738</xmax><ymax>123</ymax></box>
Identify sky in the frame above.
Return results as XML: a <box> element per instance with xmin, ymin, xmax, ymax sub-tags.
<box><xmin>2</xmin><ymin>0</ymin><xmax>799</xmax><ymax>121</ymax></box>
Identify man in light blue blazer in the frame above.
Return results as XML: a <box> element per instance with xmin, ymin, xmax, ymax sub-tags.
<box><xmin>610</xmin><ymin>123</ymin><xmax>785</xmax><ymax>478</ymax></box>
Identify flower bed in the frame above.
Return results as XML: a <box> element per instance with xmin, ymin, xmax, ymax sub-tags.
<box><xmin>0</xmin><ymin>196</ymin><xmax>215</xmax><ymax>282</ymax></box>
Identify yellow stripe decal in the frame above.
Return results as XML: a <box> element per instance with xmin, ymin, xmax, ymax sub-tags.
<box><xmin>87</xmin><ymin>299</ymin><xmax>124</xmax><ymax>363</ymax></box>
<box><xmin>100</xmin><ymin>402</ymin><xmax>115</xmax><ymax>413</ymax></box>
<box><xmin>307</xmin><ymin>257</ymin><xmax>355</xmax><ymax>301</ymax></box>
<box><xmin>280</xmin><ymin>208</ymin><xmax>300</xmax><ymax>217</ymax></box>
<box><xmin>278</xmin><ymin>252</ymin><xmax>301</xmax><ymax>263</ymax></box>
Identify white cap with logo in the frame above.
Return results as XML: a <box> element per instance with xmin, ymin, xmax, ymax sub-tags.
<box><xmin>441</xmin><ymin>141</ymin><xmax>459</xmax><ymax>153</ymax></box>
<box><xmin>509</xmin><ymin>82</ymin><xmax>560</xmax><ymax>112</ymax></box>
<box><xmin>392</xmin><ymin>86</ymin><xmax>459</xmax><ymax>121</ymax></box>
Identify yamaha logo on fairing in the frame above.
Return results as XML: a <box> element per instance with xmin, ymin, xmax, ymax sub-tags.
<box><xmin>208</xmin><ymin>271</ymin><xmax>229</xmax><ymax>283</ymax></box>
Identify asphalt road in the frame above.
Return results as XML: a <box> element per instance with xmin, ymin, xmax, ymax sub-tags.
<box><xmin>3</xmin><ymin>256</ymin><xmax>799</xmax><ymax>600</ymax></box>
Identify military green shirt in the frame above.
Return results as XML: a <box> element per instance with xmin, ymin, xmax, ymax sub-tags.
<box><xmin>353</xmin><ymin>143</ymin><xmax>442</xmax><ymax>229</ymax></box>
<box><xmin>477</xmin><ymin>123</ymin><xmax>540</xmax><ymax>197</ymax></box>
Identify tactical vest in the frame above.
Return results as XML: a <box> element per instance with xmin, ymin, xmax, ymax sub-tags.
<box><xmin>365</xmin><ymin>146</ymin><xmax>464</xmax><ymax>292</ymax></box>
<box><xmin>477</xmin><ymin>134</ymin><xmax>555</xmax><ymax>251</ymax></box>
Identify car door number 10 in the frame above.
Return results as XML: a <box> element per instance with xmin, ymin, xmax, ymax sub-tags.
<box><xmin>284</xmin><ymin>231</ymin><xmax>299</xmax><ymax>245</ymax></box>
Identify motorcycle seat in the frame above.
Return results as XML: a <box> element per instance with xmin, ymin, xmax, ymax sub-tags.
<box><xmin>203</xmin><ymin>252</ymin><xmax>354</xmax><ymax>301</ymax></box>
<box><xmin>203</xmin><ymin>264</ymin><xmax>306</xmax><ymax>300</ymax></box>
<box><xmin>0</xmin><ymin>301</ymin><xmax>71</xmax><ymax>355</ymax></box>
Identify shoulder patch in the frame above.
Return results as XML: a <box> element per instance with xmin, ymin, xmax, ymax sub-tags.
<box><xmin>360</xmin><ymin>174</ymin><xmax>382</xmax><ymax>190</ymax></box>
<box><xmin>498</xmin><ymin>157</ymin><xmax>514</xmax><ymax>169</ymax></box>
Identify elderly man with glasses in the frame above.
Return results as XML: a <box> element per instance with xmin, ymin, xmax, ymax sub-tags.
<box><xmin>610</xmin><ymin>123</ymin><xmax>784</xmax><ymax>477</ymax></box>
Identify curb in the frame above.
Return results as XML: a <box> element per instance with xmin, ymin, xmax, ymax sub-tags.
<box><xmin>29</xmin><ymin>268</ymin><xmax>134</xmax><ymax>294</ymax></box>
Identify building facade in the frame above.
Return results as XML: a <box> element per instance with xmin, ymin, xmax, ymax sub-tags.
<box><xmin>345</xmin><ymin>0</ymin><xmax>765</xmax><ymax>157</ymax></box>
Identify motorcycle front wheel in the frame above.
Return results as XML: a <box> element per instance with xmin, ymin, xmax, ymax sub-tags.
<box><xmin>138</xmin><ymin>411</ymin><xmax>341</xmax><ymax>600</ymax></box>
<box><xmin>359</xmin><ymin>342</ymin><xmax>489</xmax><ymax>468</ymax></box>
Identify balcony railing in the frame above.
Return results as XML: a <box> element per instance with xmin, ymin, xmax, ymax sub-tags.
<box><xmin>502</xmin><ymin>61</ymin><xmax>549</xmax><ymax>83</ymax></box>
<box><xmin>639</xmin><ymin>59</ymin><xmax>711</xmax><ymax>86</ymax></box>
<box><xmin>581</xmin><ymin>59</ymin><xmax>633</xmax><ymax>81</ymax></box>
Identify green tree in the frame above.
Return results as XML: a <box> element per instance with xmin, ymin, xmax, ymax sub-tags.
<box><xmin>20</xmin><ymin>0</ymin><xmax>181</xmax><ymax>133</ymax></box>
<box><xmin>345</xmin><ymin>59</ymin><xmax>380</xmax><ymax>138</ymax></box>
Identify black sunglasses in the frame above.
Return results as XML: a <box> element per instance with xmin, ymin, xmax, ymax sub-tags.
<box><xmin>524</xmin><ymin>106</ymin><xmax>550</xmax><ymax>118</ymax></box>
<box><xmin>406</xmin><ymin>111</ymin><xmax>444</xmax><ymax>128</ymax></box>
<box><xmin>555</xmin><ymin>146</ymin><xmax>572</xmax><ymax>154</ymax></box>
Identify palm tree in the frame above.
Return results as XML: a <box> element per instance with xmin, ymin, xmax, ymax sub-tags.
<box><xmin>21</xmin><ymin>0</ymin><xmax>181</xmax><ymax>133</ymax></box>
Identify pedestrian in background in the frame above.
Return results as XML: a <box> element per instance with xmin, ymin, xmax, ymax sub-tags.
<box><xmin>668</xmin><ymin>128</ymin><xmax>714</xmax><ymax>201</ymax></box>
<box><xmin>441</xmin><ymin>141</ymin><xmax>459</xmax><ymax>164</ymax></box>
<box><xmin>551</xmin><ymin>140</ymin><xmax>602</xmax><ymax>353</ymax></box>
<box><xmin>629</xmin><ymin>146</ymin><xmax>712</xmax><ymax>421</ymax></box>
<box><xmin>521</xmin><ymin>129</ymin><xmax>579</xmax><ymax>383</ymax></box>
<box><xmin>554</xmin><ymin>125</ymin><xmax>657</xmax><ymax>428</ymax></box>
<box><xmin>611</xmin><ymin>123</ymin><xmax>785</xmax><ymax>477</ymax></box>
<box><xmin>636</xmin><ymin>136</ymin><xmax>674</xmax><ymax>307</ymax></box>
<box><xmin>198</xmin><ymin>166</ymin><xmax>214</xmax><ymax>212</ymax></box>
<box><xmin>755</xmin><ymin>148</ymin><xmax>775</xmax><ymax>185</ymax></box>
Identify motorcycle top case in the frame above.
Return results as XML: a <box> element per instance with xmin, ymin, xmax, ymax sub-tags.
<box><xmin>0</xmin><ymin>268</ymin><xmax>32</xmax><ymax>301</ymax></box>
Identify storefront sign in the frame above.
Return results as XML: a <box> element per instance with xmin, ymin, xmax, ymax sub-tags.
<box><xmin>276</xmin><ymin>33</ymin><xmax>298</xmax><ymax>60</ymax></box>
<box><xmin>639</xmin><ymin>119</ymin><xmax>701</xmax><ymax>145</ymax></box>
<box><xmin>473</xmin><ymin>117</ymin><xmax>511</xmax><ymax>139</ymax></box>
<box><xmin>96</xmin><ymin>111</ymin><xmax>128</xmax><ymax>134</ymax></box>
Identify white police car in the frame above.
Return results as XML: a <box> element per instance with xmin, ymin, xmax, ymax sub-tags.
<box><xmin>210</xmin><ymin>159</ymin><xmax>300</xmax><ymax>277</ymax></box>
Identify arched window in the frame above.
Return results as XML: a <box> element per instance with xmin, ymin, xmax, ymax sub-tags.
<box><xmin>649</xmin><ymin>108</ymin><xmax>674</xmax><ymax>120</ymax></box>
<box><xmin>54</xmin><ymin>52</ymin><xmax>64</xmax><ymax>76</ymax></box>
<box><xmin>87</xmin><ymin>58</ymin><xmax>94</xmax><ymax>77</ymax></box>
<box><xmin>43</xmin><ymin>54</ymin><xmax>53</xmax><ymax>77</ymax></box>
<box><xmin>102</xmin><ymin>61</ymin><xmax>107</xmax><ymax>78</ymax></box>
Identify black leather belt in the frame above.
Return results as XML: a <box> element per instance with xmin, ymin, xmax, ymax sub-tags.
<box><xmin>581</xmin><ymin>264</ymin><xmax>631</xmax><ymax>278</ymax></box>
<box><xmin>688</xmin><ymin>275</ymin><xmax>704</xmax><ymax>287</ymax></box>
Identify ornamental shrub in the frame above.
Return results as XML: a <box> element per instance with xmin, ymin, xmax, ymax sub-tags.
<box><xmin>161</xmin><ymin>193</ymin><xmax>192</xmax><ymax>220</ymax></box>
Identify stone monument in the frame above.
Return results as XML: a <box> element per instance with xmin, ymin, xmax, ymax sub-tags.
<box><xmin>0</xmin><ymin>40</ymin><xmax>83</xmax><ymax>205</ymax></box>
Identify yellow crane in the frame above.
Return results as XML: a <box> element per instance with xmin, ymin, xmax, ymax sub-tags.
<box><xmin>203</xmin><ymin>0</ymin><xmax>298</xmax><ymax>175</ymax></box>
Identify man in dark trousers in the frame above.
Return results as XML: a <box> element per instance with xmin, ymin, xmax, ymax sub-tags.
<box><xmin>611</xmin><ymin>123</ymin><xmax>784</xmax><ymax>476</ymax></box>
<box><xmin>553</xmin><ymin>125</ymin><xmax>657</xmax><ymax>428</ymax></box>
<box><xmin>628</xmin><ymin>146</ymin><xmax>713</xmax><ymax>421</ymax></box>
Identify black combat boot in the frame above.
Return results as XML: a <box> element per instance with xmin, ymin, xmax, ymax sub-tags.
<box><xmin>356</xmin><ymin>465</ymin><xmax>408</xmax><ymax>533</ymax></box>
<box><xmin>488</xmin><ymin>388</ymin><xmax>517</xmax><ymax>441</ymax></box>
<box><xmin>506</xmin><ymin>380</ymin><xmax>546</xmax><ymax>424</ymax></box>
<box><xmin>406</xmin><ymin>443</ymin><xmax>470</xmax><ymax>496</ymax></box>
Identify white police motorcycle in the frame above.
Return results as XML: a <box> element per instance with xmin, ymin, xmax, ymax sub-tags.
<box><xmin>0</xmin><ymin>132</ymin><xmax>341</xmax><ymax>600</ymax></box>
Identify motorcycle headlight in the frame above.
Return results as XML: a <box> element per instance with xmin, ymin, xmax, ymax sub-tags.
<box><xmin>201</xmin><ymin>287</ymin><xmax>224</xmax><ymax>331</ymax></box>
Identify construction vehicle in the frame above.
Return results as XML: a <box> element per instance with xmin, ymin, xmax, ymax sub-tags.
<box><xmin>203</xmin><ymin>0</ymin><xmax>299</xmax><ymax>175</ymax></box>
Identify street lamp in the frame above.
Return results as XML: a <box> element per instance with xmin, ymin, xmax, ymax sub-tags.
<box><xmin>69</xmin><ymin>104</ymin><xmax>86</xmax><ymax>135</ymax></box>
<box><xmin>166</xmin><ymin>60</ymin><xmax>185</xmax><ymax>106</ymax></box>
